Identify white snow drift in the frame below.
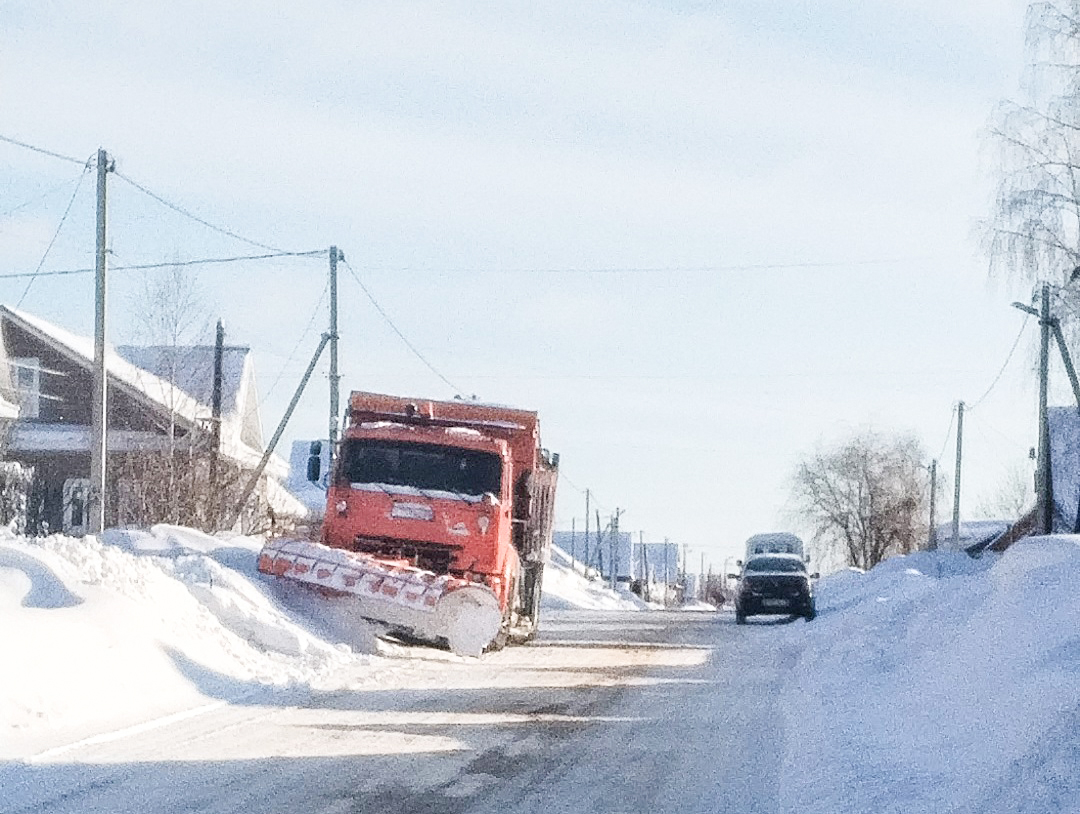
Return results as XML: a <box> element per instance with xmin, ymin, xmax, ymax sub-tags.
<box><xmin>3</xmin><ymin>527</ymin><xmax>1080</xmax><ymax>812</ymax></box>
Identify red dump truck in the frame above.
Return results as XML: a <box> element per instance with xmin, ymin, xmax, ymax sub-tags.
<box><xmin>258</xmin><ymin>391</ymin><xmax>558</xmax><ymax>656</ymax></box>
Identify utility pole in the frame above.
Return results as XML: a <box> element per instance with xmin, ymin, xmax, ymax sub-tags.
<box><xmin>583</xmin><ymin>490</ymin><xmax>591</xmax><ymax>570</ymax></box>
<box><xmin>640</xmin><ymin>530</ymin><xmax>649</xmax><ymax>602</ymax></box>
<box><xmin>209</xmin><ymin>320</ymin><xmax>225</xmax><ymax>528</ymax></box>
<box><xmin>609</xmin><ymin>509</ymin><xmax>620</xmax><ymax>590</ymax></box>
<box><xmin>570</xmin><ymin>517</ymin><xmax>576</xmax><ymax>570</ymax></box>
<box><xmin>700</xmin><ymin>551</ymin><xmax>705</xmax><ymax>600</ymax></box>
<box><xmin>89</xmin><ymin>148</ymin><xmax>113</xmax><ymax>535</ymax></box>
<box><xmin>328</xmin><ymin>246</ymin><xmax>341</xmax><ymax>475</ymax></box>
<box><xmin>927</xmin><ymin>459</ymin><xmax>938</xmax><ymax>551</ymax></box>
<box><xmin>595</xmin><ymin>509</ymin><xmax>604</xmax><ymax>575</ymax></box>
<box><xmin>229</xmin><ymin>333</ymin><xmax>331</xmax><ymax>529</ymax></box>
<box><xmin>664</xmin><ymin>537</ymin><xmax>671</xmax><ymax>608</ymax></box>
<box><xmin>952</xmin><ymin>401</ymin><xmax>964</xmax><ymax>545</ymax></box>
<box><xmin>1038</xmin><ymin>282</ymin><xmax>1053</xmax><ymax>535</ymax></box>
<box><xmin>1013</xmin><ymin>284</ymin><xmax>1055</xmax><ymax>536</ymax></box>
<box><xmin>595</xmin><ymin>509</ymin><xmax>603</xmax><ymax>573</ymax></box>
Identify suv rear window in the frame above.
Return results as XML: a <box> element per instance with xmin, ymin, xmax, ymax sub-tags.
<box><xmin>744</xmin><ymin>557</ymin><xmax>806</xmax><ymax>573</ymax></box>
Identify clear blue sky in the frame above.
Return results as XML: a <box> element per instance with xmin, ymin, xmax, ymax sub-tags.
<box><xmin>0</xmin><ymin>0</ymin><xmax>1050</xmax><ymax>568</ymax></box>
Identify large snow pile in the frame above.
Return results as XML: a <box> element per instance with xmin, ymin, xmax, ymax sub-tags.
<box><xmin>542</xmin><ymin>545</ymin><xmax>649</xmax><ymax>611</ymax></box>
<box><xmin>778</xmin><ymin>537</ymin><xmax>1080</xmax><ymax>813</ymax></box>
<box><xmin>0</xmin><ymin>528</ymin><xmax>642</xmax><ymax>759</ymax></box>
<box><xmin>0</xmin><ymin>526</ymin><xmax>384</xmax><ymax>758</ymax></box>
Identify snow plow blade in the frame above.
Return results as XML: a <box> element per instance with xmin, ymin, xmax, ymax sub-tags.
<box><xmin>257</xmin><ymin>538</ymin><xmax>502</xmax><ymax>657</ymax></box>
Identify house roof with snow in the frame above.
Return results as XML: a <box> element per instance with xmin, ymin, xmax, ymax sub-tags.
<box><xmin>933</xmin><ymin>520</ymin><xmax>1011</xmax><ymax>553</ymax></box>
<box><xmin>0</xmin><ymin>304</ymin><xmax>209</xmax><ymax>423</ymax></box>
<box><xmin>0</xmin><ymin>306</ymin><xmax>283</xmax><ymax>478</ymax></box>
<box><xmin>115</xmin><ymin>344</ymin><xmax>264</xmax><ymax>452</ymax></box>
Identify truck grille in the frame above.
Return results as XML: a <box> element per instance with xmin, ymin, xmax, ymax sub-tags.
<box><xmin>745</xmin><ymin>575</ymin><xmax>808</xmax><ymax>596</ymax></box>
<box><xmin>351</xmin><ymin>535</ymin><xmax>461</xmax><ymax>574</ymax></box>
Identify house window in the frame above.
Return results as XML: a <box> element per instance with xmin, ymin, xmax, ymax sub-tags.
<box><xmin>12</xmin><ymin>357</ymin><xmax>40</xmax><ymax>419</ymax></box>
<box><xmin>63</xmin><ymin>478</ymin><xmax>90</xmax><ymax>536</ymax></box>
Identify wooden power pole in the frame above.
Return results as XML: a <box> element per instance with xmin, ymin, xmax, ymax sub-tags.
<box><xmin>328</xmin><ymin>246</ymin><xmax>341</xmax><ymax>475</ymax></box>
<box><xmin>89</xmin><ymin>148</ymin><xmax>113</xmax><ymax>534</ymax></box>
<box><xmin>951</xmin><ymin>401</ymin><xmax>964</xmax><ymax>545</ymax></box>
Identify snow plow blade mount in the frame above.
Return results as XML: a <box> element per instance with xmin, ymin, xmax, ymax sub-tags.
<box><xmin>257</xmin><ymin>538</ymin><xmax>502</xmax><ymax>657</ymax></box>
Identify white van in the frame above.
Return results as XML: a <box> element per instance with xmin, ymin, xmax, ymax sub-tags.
<box><xmin>744</xmin><ymin>532</ymin><xmax>807</xmax><ymax>563</ymax></box>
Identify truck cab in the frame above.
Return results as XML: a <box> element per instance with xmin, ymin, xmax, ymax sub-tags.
<box><xmin>321</xmin><ymin>392</ymin><xmax>558</xmax><ymax>635</ymax></box>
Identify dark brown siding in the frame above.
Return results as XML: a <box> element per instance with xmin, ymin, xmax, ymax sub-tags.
<box><xmin>3</xmin><ymin>323</ymin><xmax>182</xmax><ymax>433</ymax></box>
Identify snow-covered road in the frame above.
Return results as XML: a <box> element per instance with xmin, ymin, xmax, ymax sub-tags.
<box><xmin>5</xmin><ymin>609</ymin><xmax>795</xmax><ymax>814</ymax></box>
<box><xmin>7</xmin><ymin>529</ymin><xmax>1080</xmax><ymax>812</ymax></box>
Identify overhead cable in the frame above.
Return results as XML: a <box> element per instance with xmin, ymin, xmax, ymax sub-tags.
<box><xmin>936</xmin><ymin>405</ymin><xmax>957</xmax><ymax>462</ymax></box>
<box><xmin>341</xmin><ymin>259</ymin><xmax>462</xmax><ymax>396</ymax></box>
<box><xmin>114</xmin><ymin>170</ymin><xmax>290</xmax><ymax>253</ymax></box>
<box><xmin>0</xmin><ymin>250</ymin><xmax>324</xmax><ymax>280</ymax></box>
<box><xmin>0</xmin><ymin>133</ymin><xmax>89</xmax><ymax>167</ymax></box>
<box><xmin>557</xmin><ymin>468</ymin><xmax>609</xmax><ymax>513</ymax></box>
<box><xmin>16</xmin><ymin>163</ymin><xmax>92</xmax><ymax>307</ymax></box>
<box><xmin>354</xmin><ymin>257</ymin><xmax>934</xmax><ymax>276</ymax></box>
<box><xmin>968</xmin><ymin>316</ymin><xmax>1031</xmax><ymax>411</ymax></box>
<box><xmin>1</xmin><ymin>174</ymin><xmax>86</xmax><ymax>220</ymax></box>
<box><xmin>261</xmin><ymin>278</ymin><xmax>331</xmax><ymax>405</ymax></box>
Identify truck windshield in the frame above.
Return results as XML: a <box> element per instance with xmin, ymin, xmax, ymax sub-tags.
<box><xmin>340</xmin><ymin>439</ymin><xmax>502</xmax><ymax>497</ymax></box>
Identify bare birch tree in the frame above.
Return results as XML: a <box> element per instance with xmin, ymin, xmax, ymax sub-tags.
<box><xmin>111</xmin><ymin>265</ymin><xmax>281</xmax><ymax>534</ymax></box>
<box><xmin>791</xmin><ymin>430</ymin><xmax>930</xmax><ymax>570</ymax></box>
<box><xmin>975</xmin><ymin>462</ymin><xmax>1036</xmax><ymax>520</ymax></box>
<box><xmin>987</xmin><ymin>2</ymin><xmax>1080</xmax><ymax>301</ymax></box>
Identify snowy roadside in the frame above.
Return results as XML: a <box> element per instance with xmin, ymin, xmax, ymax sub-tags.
<box><xmin>0</xmin><ymin>529</ymin><xmax>647</xmax><ymax>760</ymax></box>
<box><xmin>775</xmin><ymin>537</ymin><xmax>1080</xmax><ymax>814</ymax></box>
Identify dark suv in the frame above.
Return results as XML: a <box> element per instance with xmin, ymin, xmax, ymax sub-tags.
<box><xmin>733</xmin><ymin>554</ymin><xmax>816</xmax><ymax>623</ymax></box>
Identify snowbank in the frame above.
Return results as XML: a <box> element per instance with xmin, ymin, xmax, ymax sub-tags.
<box><xmin>542</xmin><ymin>545</ymin><xmax>650</xmax><ymax>611</ymax></box>
<box><xmin>1</xmin><ymin>530</ymin><xmax>648</xmax><ymax>759</ymax></box>
<box><xmin>778</xmin><ymin>539</ymin><xmax>1080</xmax><ymax>814</ymax></box>
<box><xmin>0</xmin><ymin>527</ymin><xmax>374</xmax><ymax>758</ymax></box>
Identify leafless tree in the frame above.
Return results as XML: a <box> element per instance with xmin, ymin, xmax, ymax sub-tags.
<box><xmin>111</xmin><ymin>265</ymin><xmax>281</xmax><ymax>535</ymax></box>
<box><xmin>108</xmin><ymin>451</ymin><xmax>279</xmax><ymax>536</ymax></box>
<box><xmin>975</xmin><ymin>462</ymin><xmax>1036</xmax><ymax>520</ymax></box>
<box><xmin>987</xmin><ymin>2</ymin><xmax>1080</xmax><ymax>305</ymax></box>
<box><xmin>791</xmin><ymin>430</ymin><xmax>930</xmax><ymax>570</ymax></box>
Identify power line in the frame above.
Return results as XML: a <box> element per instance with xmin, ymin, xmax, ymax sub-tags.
<box><xmin>341</xmin><ymin>259</ymin><xmax>463</xmax><ymax>396</ymax></box>
<box><xmin>968</xmin><ymin>316</ymin><xmax>1031</xmax><ymax>411</ymax></box>
<box><xmin>0</xmin><ymin>250</ymin><xmax>324</xmax><ymax>280</ymax></box>
<box><xmin>936</xmin><ymin>404</ymin><xmax>957</xmax><ymax>462</ymax></box>
<box><xmin>558</xmin><ymin>473</ymin><xmax>612</xmax><ymax>514</ymax></box>
<box><xmin>1</xmin><ymin>174</ymin><xmax>85</xmax><ymax>220</ymax></box>
<box><xmin>0</xmin><ymin>133</ymin><xmax>89</xmax><ymax>167</ymax></box>
<box><xmin>16</xmin><ymin>163</ymin><xmax>92</xmax><ymax>308</ymax></box>
<box><xmin>114</xmin><ymin>170</ymin><xmax>291</xmax><ymax>253</ymax></box>
<box><xmin>432</xmin><ymin>368</ymin><xmax>980</xmax><ymax>383</ymax></box>
<box><xmin>352</xmin><ymin>257</ymin><xmax>934</xmax><ymax>276</ymax></box>
<box><xmin>261</xmin><ymin>278</ymin><xmax>331</xmax><ymax>405</ymax></box>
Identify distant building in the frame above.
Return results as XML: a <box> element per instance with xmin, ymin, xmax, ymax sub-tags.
<box><xmin>989</xmin><ymin>406</ymin><xmax>1080</xmax><ymax>552</ymax></box>
<box><xmin>551</xmin><ymin>530</ymin><xmax>681</xmax><ymax>584</ymax></box>
<box><xmin>286</xmin><ymin>439</ymin><xmax>331</xmax><ymax>518</ymax></box>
